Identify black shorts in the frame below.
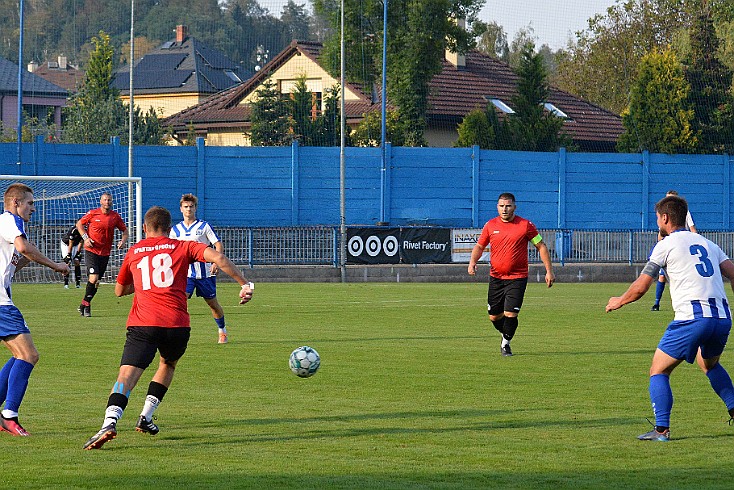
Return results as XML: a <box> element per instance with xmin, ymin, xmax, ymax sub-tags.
<box><xmin>487</xmin><ymin>277</ymin><xmax>528</xmax><ymax>315</ymax></box>
<box><xmin>120</xmin><ymin>326</ymin><xmax>191</xmax><ymax>369</ymax></box>
<box><xmin>85</xmin><ymin>251</ymin><xmax>110</xmax><ymax>278</ymax></box>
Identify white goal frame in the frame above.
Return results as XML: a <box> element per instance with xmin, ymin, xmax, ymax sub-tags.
<box><xmin>0</xmin><ymin>175</ymin><xmax>142</xmax><ymax>284</ymax></box>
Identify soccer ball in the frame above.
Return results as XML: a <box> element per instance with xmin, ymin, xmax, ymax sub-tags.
<box><xmin>289</xmin><ymin>346</ymin><xmax>320</xmax><ymax>378</ymax></box>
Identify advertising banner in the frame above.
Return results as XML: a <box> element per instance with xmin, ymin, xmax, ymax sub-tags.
<box><xmin>451</xmin><ymin>228</ymin><xmax>488</xmax><ymax>263</ymax></box>
<box><xmin>400</xmin><ymin>228</ymin><xmax>451</xmax><ymax>264</ymax></box>
<box><xmin>347</xmin><ymin>228</ymin><xmax>400</xmax><ymax>264</ymax></box>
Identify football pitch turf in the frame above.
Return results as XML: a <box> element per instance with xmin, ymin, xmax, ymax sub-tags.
<box><xmin>5</xmin><ymin>281</ymin><xmax>734</xmax><ymax>489</ymax></box>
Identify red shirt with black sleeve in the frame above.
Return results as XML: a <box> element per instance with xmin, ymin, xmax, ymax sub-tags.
<box><xmin>476</xmin><ymin>215</ymin><xmax>542</xmax><ymax>279</ymax></box>
<box><xmin>117</xmin><ymin>236</ymin><xmax>208</xmax><ymax>328</ymax></box>
<box><xmin>79</xmin><ymin>208</ymin><xmax>127</xmax><ymax>256</ymax></box>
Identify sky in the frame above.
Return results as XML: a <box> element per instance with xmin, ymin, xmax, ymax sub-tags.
<box><xmin>479</xmin><ymin>0</ymin><xmax>618</xmax><ymax>49</ymax></box>
<box><xmin>256</xmin><ymin>0</ymin><xmax>618</xmax><ymax>51</ymax></box>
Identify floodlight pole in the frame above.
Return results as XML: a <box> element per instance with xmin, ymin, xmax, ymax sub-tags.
<box><xmin>339</xmin><ymin>0</ymin><xmax>347</xmax><ymax>283</ymax></box>
<box><xmin>16</xmin><ymin>0</ymin><xmax>25</xmax><ymax>165</ymax></box>
<box><xmin>379</xmin><ymin>0</ymin><xmax>388</xmax><ymax>224</ymax></box>
<box><xmin>128</xmin><ymin>0</ymin><xmax>136</xmax><ymax>239</ymax></box>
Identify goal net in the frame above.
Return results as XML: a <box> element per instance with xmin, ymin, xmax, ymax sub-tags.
<box><xmin>0</xmin><ymin>175</ymin><xmax>142</xmax><ymax>284</ymax></box>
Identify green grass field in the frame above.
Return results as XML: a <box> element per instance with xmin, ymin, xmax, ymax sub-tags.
<box><xmin>4</xmin><ymin>280</ymin><xmax>734</xmax><ymax>489</ymax></box>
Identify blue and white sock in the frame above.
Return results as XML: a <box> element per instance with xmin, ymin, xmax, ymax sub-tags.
<box><xmin>649</xmin><ymin>373</ymin><xmax>673</xmax><ymax>429</ymax></box>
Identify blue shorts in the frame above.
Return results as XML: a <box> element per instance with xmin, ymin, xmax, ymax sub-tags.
<box><xmin>0</xmin><ymin>305</ymin><xmax>30</xmax><ymax>338</ymax></box>
<box><xmin>186</xmin><ymin>276</ymin><xmax>217</xmax><ymax>300</ymax></box>
<box><xmin>658</xmin><ymin>317</ymin><xmax>731</xmax><ymax>363</ymax></box>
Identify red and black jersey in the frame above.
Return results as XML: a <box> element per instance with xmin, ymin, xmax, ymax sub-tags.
<box><xmin>477</xmin><ymin>215</ymin><xmax>542</xmax><ymax>279</ymax></box>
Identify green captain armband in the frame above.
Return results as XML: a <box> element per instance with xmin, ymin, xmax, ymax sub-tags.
<box><xmin>531</xmin><ymin>234</ymin><xmax>543</xmax><ymax>245</ymax></box>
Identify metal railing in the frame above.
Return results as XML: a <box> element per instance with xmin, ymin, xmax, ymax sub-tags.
<box><xmin>11</xmin><ymin>227</ymin><xmax>734</xmax><ymax>283</ymax></box>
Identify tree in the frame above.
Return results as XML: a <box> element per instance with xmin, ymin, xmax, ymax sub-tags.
<box><xmin>555</xmin><ymin>0</ymin><xmax>692</xmax><ymax>115</ymax></box>
<box><xmin>63</xmin><ymin>31</ymin><xmax>164</xmax><ymax>145</ymax></box>
<box><xmin>617</xmin><ymin>48</ymin><xmax>697</xmax><ymax>153</ymax></box>
<box><xmin>475</xmin><ymin>21</ymin><xmax>509</xmax><ymax>60</ymax></box>
<box><xmin>684</xmin><ymin>5</ymin><xmax>734</xmax><ymax>154</ymax></box>
<box><xmin>248</xmin><ymin>78</ymin><xmax>293</xmax><ymax>146</ymax></box>
<box><xmin>505</xmin><ymin>44</ymin><xmax>572</xmax><ymax>152</ymax></box>
<box><xmin>351</xmin><ymin>110</ymin><xmax>406</xmax><ymax>147</ymax></box>
<box><xmin>313</xmin><ymin>0</ymin><xmax>485</xmax><ymax>146</ymax></box>
<box><xmin>454</xmin><ymin>108</ymin><xmax>493</xmax><ymax>148</ymax></box>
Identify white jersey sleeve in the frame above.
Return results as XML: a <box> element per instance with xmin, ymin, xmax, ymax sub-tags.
<box><xmin>649</xmin><ymin>230</ymin><xmax>730</xmax><ymax>321</ymax></box>
<box><xmin>686</xmin><ymin>211</ymin><xmax>695</xmax><ymax>230</ymax></box>
<box><xmin>0</xmin><ymin>212</ymin><xmax>26</xmax><ymax>305</ymax></box>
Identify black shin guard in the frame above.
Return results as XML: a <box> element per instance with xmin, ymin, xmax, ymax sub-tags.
<box><xmin>147</xmin><ymin>381</ymin><xmax>168</xmax><ymax>403</ymax></box>
<box><xmin>107</xmin><ymin>392</ymin><xmax>129</xmax><ymax>411</ymax></box>
<box><xmin>503</xmin><ymin>316</ymin><xmax>519</xmax><ymax>340</ymax></box>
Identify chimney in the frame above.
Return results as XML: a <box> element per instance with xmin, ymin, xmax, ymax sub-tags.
<box><xmin>445</xmin><ymin>18</ymin><xmax>466</xmax><ymax>68</ymax></box>
<box><xmin>27</xmin><ymin>60</ymin><xmax>38</xmax><ymax>72</ymax></box>
<box><xmin>58</xmin><ymin>55</ymin><xmax>68</xmax><ymax>70</ymax></box>
<box><xmin>176</xmin><ymin>25</ymin><xmax>188</xmax><ymax>43</ymax></box>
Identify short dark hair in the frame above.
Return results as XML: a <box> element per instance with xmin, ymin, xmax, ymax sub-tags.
<box><xmin>666</xmin><ymin>190</ymin><xmax>679</xmax><ymax>196</ymax></box>
<box><xmin>4</xmin><ymin>183</ymin><xmax>33</xmax><ymax>208</ymax></box>
<box><xmin>498</xmin><ymin>192</ymin><xmax>516</xmax><ymax>203</ymax></box>
<box><xmin>655</xmin><ymin>195</ymin><xmax>687</xmax><ymax>228</ymax></box>
<box><xmin>180</xmin><ymin>193</ymin><xmax>198</xmax><ymax>206</ymax></box>
<box><xmin>144</xmin><ymin>206</ymin><xmax>172</xmax><ymax>232</ymax></box>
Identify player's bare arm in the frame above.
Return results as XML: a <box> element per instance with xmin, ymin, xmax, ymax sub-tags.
<box><xmin>606</xmin><ymin>270</ymin><xmax>656</xmax><ymax>312</ymax></box>
<box><xmin>14</xmin><ymin>235</ymin><xmax>69</xmax><ymax>275</ymax></box>
<box><xmin>76</xmin><ymin>218</ymin><xmax>94</xmax><ymax>246</ymax></box>
<box><xmin>535</xmin><ymin>241</ymin><xmax>555</xmax><ymax>287</ymax></box>
<box><xmin>115</xmin><ymin>282</ymin><xmax>134</xmax><ymax>297</ymax></box>
<box><xmin>202</xmin><ymin>248</ymin><xmax>253</xmax><ymax>304</ymax></box>
<box><xmin>467</xmin><ymin>243</ymin><xmax>485</xmax><ymax>275</ymax></box>
<box><xmin>210</xmin><ymin>240</ymin><xmax>223</xmax><ymax>274</ymax></box>
<box><xmin>720</xmin><ymin>259</ymin><xmax>734</xmax><ymax>294</ymax></box>
<box><xmin>117</xmin><ymin>228</ymin><xmax>129</xmax><ymax>250</ymax></box>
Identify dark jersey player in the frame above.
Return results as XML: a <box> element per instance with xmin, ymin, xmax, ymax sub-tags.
<box><xmin>83</xmin><ymin>206</ymin><xmax>253</xmax><ymax>450</ymax></box>
<box><xmin>468</xmin><ymin>192</ymin><xmax>555</xmax><ymax>356</ymax></box>
<box><xmin>60</xmin><ymin>225</ymin><xmax>83</xmax><ymax>288</ymax></box>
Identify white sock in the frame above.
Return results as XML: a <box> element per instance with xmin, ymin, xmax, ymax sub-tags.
<box><xmin>1</xmin><ymin>409</ymin><xmax>18</xmax><ymax>419</ymax></box>
<box><xmin>140</xmin><ymin>395</ymin><xmax>160</xmax><ymax>421</ymax></box>
<box><xmin>218</xmin><ymin>327</ymin><xmax>227</xmax><ymax>334</ymax></box>
<box><xmin>103</xmin><ymin>405</ymin><xmax>123</xmax><ymax>428</ymax></box>
<box><xmin>501</xmin><ymin>337</ymin><xmax>510</xmax><ymax>347</ymax></box>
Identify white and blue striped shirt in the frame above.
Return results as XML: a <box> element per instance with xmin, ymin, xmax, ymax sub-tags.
<box><xmin>0</xmin><ymin>212</ymin><xmax>26</xmax><ymax>306</ymax></box>
<box><xmin>169</xmin><ymin>219</ymin><xmax>220</xmax><ymax>279</ymax></box>
<box><xmin>649</xmin><ymin>230</ymin><xmax>731</xmax><ymax>321</ymax></box>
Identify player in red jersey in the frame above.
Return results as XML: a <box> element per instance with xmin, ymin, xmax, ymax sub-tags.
<box><xmin>468</xmin><ymin>192</ymin><xmax>555</xmax><ymax>356</ymax></box>
<box><xmin>83</xmin><ymin>206</ymin><xmax>253</xmax><ymax>450</ymax></box>
<box><xmin>76</xmin><ymin>192</ymin><xmax>129</xmax><ymax>317</ymax></box>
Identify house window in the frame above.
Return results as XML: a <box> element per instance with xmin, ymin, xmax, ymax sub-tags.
<box><xmin>224</xmin><ymin>70</ymin><xmax>241</xmax><ymax>83</ymax></box>
<box><xmin>543</xmin><ymin>102</ymin><xmax>569</xmax><ymax>119</ymax></box>
<box><xmin>485</xmin><ymin>97</ymin><xmax>515</xmax><ymax>114</ymax></box>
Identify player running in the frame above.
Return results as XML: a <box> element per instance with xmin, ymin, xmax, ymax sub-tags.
<box><xmin>170</xmin><ymin>193</ymin><xmax>230</xmax><ymax>343</ymax></box>
<box><xmin>607</xmin><ymin>194</ymin><xmax>734</xmax><ymax>441</ymax></box>
<box><xmin>76</xmin><ymin>192</ymin><xmax>128</xmax><ymax>317</ymax></box>
<box><xmin>83</xmin><ymin>206</ymin><xmax>253</xmax><ymax>450</ymax></box>
<box><xmin>0</xmin><ymin>183</ymin><xmax>69</xmax><ymax>436</ymax></box>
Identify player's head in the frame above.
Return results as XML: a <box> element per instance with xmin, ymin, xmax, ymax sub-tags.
<box><xmin>655</xmin><ymin>195</ymin><xmax>687</xmax><ymax>236</ymax></box>
<box><xmin>143</xmin><ymin>206</ymin><xmax>172</xmax><ymax>236</ymax></box>
<box><xmin>180</xmin><ymin>193</ymin><xmax>198</xmax><ymax>218</ymax></box>
<box><xmin>4</xmin><ymin>183</ymin><xmax>35</xmax><ymax>222</ymax></box>
<box><xmin>100</xmin><ymin>192</ymin><xmax>113</xmax><ymax>212</ymax></box>
<box><xmin>497</xmin><ymin>192</ymin><xmax>517</xmax><ymax>222</ymax></box>
<box><xmin>666</xmin><ymin>190</ymin><xmax>679</xmax><ymax>197</ymax></box>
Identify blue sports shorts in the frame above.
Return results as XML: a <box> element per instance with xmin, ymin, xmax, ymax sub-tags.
<box><xmin>186</xmin><ymin>276</ymin><xmax>217</xmax><ymax>300</ymax></box>
<box><xmin>658</xmin><ymin>317</ymin><xmax>731</xmax><ymax>363</ymax></box>
<box><xmin>0</xmin><ymin>305</ymin><xmax>30</xmax><ymax>338</ymax></box>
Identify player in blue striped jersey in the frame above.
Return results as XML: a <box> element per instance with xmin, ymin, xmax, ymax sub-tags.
<box><xmin>0</xmin><ymin>183</ymin><xmax>69</xmax><ymax>436</ymax></box>
<box><xmin>607</xmin><ymin>194</ymin><xmax>734</xmax><ymax>441</ymax></box>
<box><xmin>169</xmin><ymin>194</ymin><xmax>230</xmax><ymax>343</ymax></box>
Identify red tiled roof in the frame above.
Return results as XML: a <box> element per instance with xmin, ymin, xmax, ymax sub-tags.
<box><xmin>32</xmin><ymin>63</ymin><xmax>84</xmax><ymax>93</ymax></box>
<box><xmin>164</xmin><ymin>41</ymin><xmax>623</xmax><ymax>150</ymax></box>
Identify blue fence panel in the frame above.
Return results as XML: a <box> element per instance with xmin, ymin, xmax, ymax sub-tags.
<box><xmin>1</xmin><ymin>141</ymin><xmax>734</xmax><ymax>230</ymax></box>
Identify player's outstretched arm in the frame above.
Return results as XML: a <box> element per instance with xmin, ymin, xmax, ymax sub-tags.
<box><xmin>14</xmin><ymin>235</ymin><xmax>69</xmax><ymax>275</ymax></box>
<box><xmin>203</xmin><ymin>248</ymin><xmax>253</xmax><ymax>304</ymax></box>
<box><xmin>606</xmin><ymin>273</ymin><xmax>655</xmax><ymax>312</ymax></box>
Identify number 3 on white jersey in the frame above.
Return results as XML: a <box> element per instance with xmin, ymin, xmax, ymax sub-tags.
<box><xmin>137</xmin><ymin>253</ymin><xmax>174</xmax><ymax>289</ymax></box>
